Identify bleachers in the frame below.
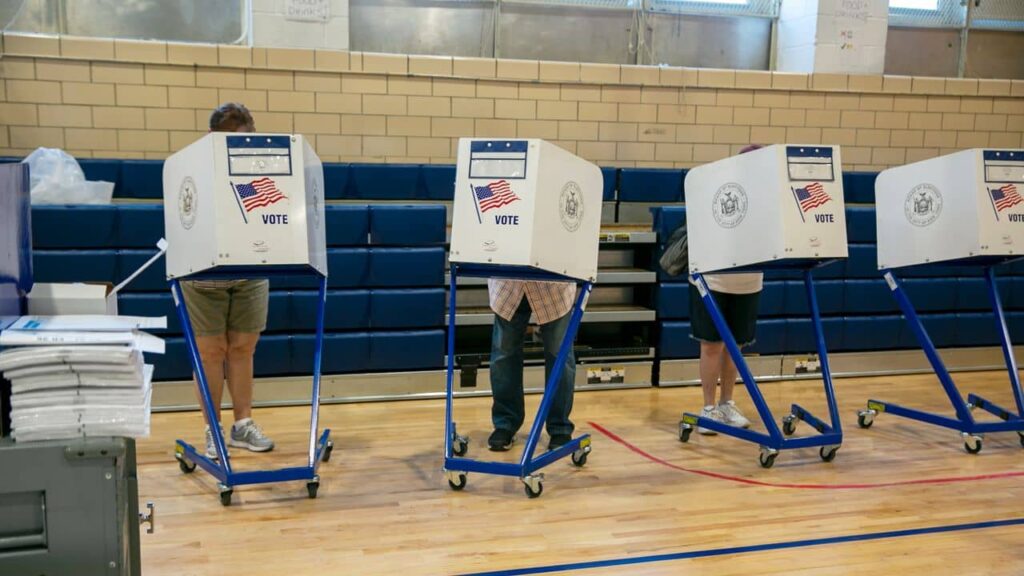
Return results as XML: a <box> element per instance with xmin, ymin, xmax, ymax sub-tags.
<box><xmin>16</xmin><ymin>155</ymin><xmax>1019</xmax><ymax>381</ymax></box>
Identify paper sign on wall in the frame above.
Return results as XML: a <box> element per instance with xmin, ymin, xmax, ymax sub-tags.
<box><xmin>286</xmin><ymin>0</ymin><xmax>329</xmax><ymax>22</ymax></box>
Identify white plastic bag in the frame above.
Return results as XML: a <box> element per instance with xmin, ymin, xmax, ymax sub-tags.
<box><xmin>22</xmin><ymin>147</ymin><xmax>115</xmax><ymax>205</ymax></box>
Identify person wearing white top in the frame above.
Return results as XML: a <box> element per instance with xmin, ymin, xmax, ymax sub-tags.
<box><xmin>688</xmin><ymin>144</ymin><xmax>765</xmax><ymax>435</ymax></box>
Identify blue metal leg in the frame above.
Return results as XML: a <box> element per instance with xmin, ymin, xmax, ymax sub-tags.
<box><xmin>444</xmin><ymin>265</ymin><xmax>459</xmax><ymax>462</ymax></box>
<box><xmin>882</xmin><ymin>270</ymin><xmax>974</xmax><ymax>424</ymax></box>
<box><xmin>985</xmin><ymin>267</ymin><xmax>1024</xmax><ymax>418</ymax></box>
<box><xmin>307</xmin><ymin>276</ymin><xmax>328</xmax><ymax>467</ymax></box>
<box><xmin>789</xmin><ymin>404</ymin><xmax>834</xmax><ymax>434</ymax></box>
<box><xmin>804</xmin><ymin>269</ymin><xmax>842</xmax><ymax>437</ymax></box>
<box><xmin>689</xmin><ymin>273</ymin><xmax>784</xmax><ymax>444</ymax></box>
<box><xmin>171</xmin><ymin>279</ymin><xmax>233</xmax><ymax>480</ymax></box>
<box><xmin>966</xmin><ymin>393</ymin><xmax>1021</xmax><ymax>422</ymax></box>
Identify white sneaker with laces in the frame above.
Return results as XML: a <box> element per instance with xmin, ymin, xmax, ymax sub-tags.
<box><xmin>698</xmin><ymin>405</ymin><xmax>723</xmax><ymax>435</ymax></box>
<box><xmin>719</xmin><ymin>400</ymin><xmax>751</xmax><ymax>429</ymax></box>
<box><xmin>205</xmin><ymin>425</ymin><xmax>228</xmax><ymax>460</ymax></box>
<box><xmin>229</xmin><ymin>418</ymin><xmax>275</xmax><ymax>452</ymax></box>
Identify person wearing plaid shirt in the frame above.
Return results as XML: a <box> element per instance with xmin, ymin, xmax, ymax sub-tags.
<box><xmin>487</xmin><ymin>278</ymin><xmax>578</xmax><ymax>452</ymax></box>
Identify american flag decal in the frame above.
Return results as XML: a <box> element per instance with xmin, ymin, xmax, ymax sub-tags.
<box><xmin>235</xmin><ymin>178</ymin><xmax>286</xmax><ymax>212</ymax></box>
<box><xmin>793</xmin><ymin>182</ymin><xmax>832</xmax><ymax>213</ymax></box>
<box><xmin>473</xmin><ymin>180</ymin><xmax>520</xmax><ymax>212</ymax></box>
<box><xmin>990</xmin><ymin>184</ymin><xmax>1022</xmax><ymax>213</ymax></box>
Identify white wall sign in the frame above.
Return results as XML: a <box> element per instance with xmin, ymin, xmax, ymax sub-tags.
<box><xmin>286</xmin><ymin>0</ymin><xmax>330</xmax><ymax>22</ymax></box>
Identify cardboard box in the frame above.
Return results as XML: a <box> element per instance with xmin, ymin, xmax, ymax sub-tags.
<box><xmin>27</xmin><ymin>283</ymin><xmax>118</xmax><ymax>316</ymax></box>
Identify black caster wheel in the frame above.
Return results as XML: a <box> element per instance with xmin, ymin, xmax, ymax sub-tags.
<box><xmin>447</xmin><ymin>473</ymin><xmax>467</xmax><ymax>491</ymax></box>
<box><xmin>322</xmin><ymin>441</ymin><xmax>334</xmax><ymax>463</ymax></box>
<box><xmin>782</xmin><ymin>416</ymin><xmax>797</xmax><ymax>436</ymax></box>
<box><xmin>758</xmin><ymin>450</ymin><xmax>778</xmax><ymax>469</ymax></box>
<box><xmin>177</xmin><ymin>458</ymin><xmax>196</xmax><ymax>474</ymax></box>
<box><xmin>819</xmin><ymin>445</ymin><xmax>839</xmax><ymax>462</ymax></box>
<box><xmin>219</xmin><ymin>489</ymin><xmax>233</xmax><ymax>507</ymax></box>
<box><xmin>571</xmin><ymin>450</ymin><xmax>588</xmax><ymax>467</ymax></box>
<box><xmin>307</xmin><ymin>481</ymin><xmax>320</xmax><ymax>499</ymax></box>
<box><xmin>524</xmin><ymin>481</ymin><xmax>544</xmax><ymax>499</ymax></box>
<box><xmin>678</xmin><ymin>422</ymin><xmax>692</xmax><ymax>443</ymax></box>
<box><xmin>452</xmin><ymin>437</ymin><xmax>468</xmax><ymax>457</ymax></box>
<box><xmin>963</xmin><ymin>435</ymin><xmax>983</xmax><ymax>454</ymax></box>
<box><xmin>857</xmin><ymin>411</ymin><xmax>875</xmax><ymax>429</ymax></box>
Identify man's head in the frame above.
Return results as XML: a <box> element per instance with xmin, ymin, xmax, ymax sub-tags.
<box><xmin>739</xmin><ymin>144</ymin><xmax>763</xmax><ymax>155</ymax></box>
<box><xmin>209</xmin><ymin>102</ymin><xmax>255</xmax><ymax>133</ymax></box>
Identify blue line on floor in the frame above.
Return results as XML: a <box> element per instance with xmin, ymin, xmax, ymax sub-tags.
<box><xmin>458</xmin><ymin>517</ymin><xmax>1024</xmax><ymax>576</ymax></box>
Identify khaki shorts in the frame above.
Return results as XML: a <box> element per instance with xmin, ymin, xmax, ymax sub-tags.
<box><xmin>180</xmin><ymin>279</ymin><xmax>270</xmax><ymax>337</ymax></box>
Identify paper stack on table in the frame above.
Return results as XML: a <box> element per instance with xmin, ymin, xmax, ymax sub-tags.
<box><xmin>0</xmin><ymin>315</ymin><xmax>166</xmax><ymax>442</ymax></box>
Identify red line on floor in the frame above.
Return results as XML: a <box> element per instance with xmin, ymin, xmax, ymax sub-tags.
<box><xmin>587</xmin><ymin>421</ymin><xmax>1024</xmax><ymax>490</ymax></box>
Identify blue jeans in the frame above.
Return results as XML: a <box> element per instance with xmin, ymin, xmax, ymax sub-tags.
<box><xmin>490</xmin><ymin>298</ymin><xmax>576</xmax><ymax>437</ymax></box>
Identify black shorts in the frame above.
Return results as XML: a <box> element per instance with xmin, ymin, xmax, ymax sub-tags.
<box><xmin>689</xmin><ymin>286</ymin><xmax>760</xmax><ymax>347</ymax></box>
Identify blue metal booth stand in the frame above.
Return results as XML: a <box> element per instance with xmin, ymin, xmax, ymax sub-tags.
<box><xmin>443</xmin><ymin>264</ymin><xmax>593</xmax><ymax>498</ymax></box>
<box><xmin>858</xmin><ymin>264</ymin><xmax>1024</xmax><ymax>453</ymax></box>
<box><xmin>171</xmin><ymin>269</ymin><xmax>333</xmax><ymax>506</ymax></box>
<box><xmin>679</xmin><ymin>263</ymin><xmax>845</xmax><ymax>468</ymax></box>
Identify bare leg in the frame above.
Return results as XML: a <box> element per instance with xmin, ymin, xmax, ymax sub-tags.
<box><xmin>194</xmin><ymin>335</ymin><xmax>228</xmax><ymax>425</ymax></box>
<box><xmin>699</xmin><ymin>341</ymin><xmax>725</xmax><ymax>407</ymax></box>
<box><xmin>719</xmin><ymin>350</ymin><xmax>739</xmax><ymax>404</ymax></box>
<box><xmin>225</xmin><ymin>331</ymin><xmax>260</xmax><ymax>422</ymax></box>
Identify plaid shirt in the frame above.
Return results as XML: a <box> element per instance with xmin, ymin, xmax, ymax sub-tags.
<box><xmin>488</xmin><ymin>279</ymin><xmax>576</xmax><ymax>325</ymax></box>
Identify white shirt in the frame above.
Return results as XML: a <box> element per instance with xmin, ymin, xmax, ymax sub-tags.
<box><xmin>692</xmin><ymin>272</ymin><xmax>763</xmax><ymax>295</ymax></box>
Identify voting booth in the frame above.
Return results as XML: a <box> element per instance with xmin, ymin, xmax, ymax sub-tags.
<box><xmin>163</xmin><ymin>132</ymin><xmax>326</xmax><ymax>279</ymax></box>
<box><xmin>0</xmin><ymin>163</ymin><xmax>31</xmax><ymax>438</ymax></box>
<box><xmin>444</xmin><ymin>139</ymin><xmax>601</xmax><ymax>498</ymax></box>
<box><xmin>162</xmin><ymin>133</ymin><xmax>332</xmax><ymax>505</ymax></box>
<box><xmin>679</xmin><ymin>145</ymin><xmax>848</xmax><ymax>468</ymax></box>
<box><xmin>876</xmin><ymin>149</ymin><xmax>1024</xmax><ymax>270</ymax></box>
<box><xmin>860</xmin><ymin>149</ymin><xmax>1024</xmax><ymax>453</ymax></box>
<box><xmin>449</xmin><ymin>138</ymin><xmax>603</xmax><ymax>281</ymax></box>
<box><xmin>686</xmin><ymin>144</ymin><xmax>848</xmax><ymax>274</ymax></box>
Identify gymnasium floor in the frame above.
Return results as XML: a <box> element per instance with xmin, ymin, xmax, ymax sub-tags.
<box><xmin>137</xmin><ymin>371</ymin><xmax>1024</xmax><ymax>575</ymax></box>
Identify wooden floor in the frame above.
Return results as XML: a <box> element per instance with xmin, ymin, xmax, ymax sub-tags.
<box><xmin>137</xmin><ymin>371</ymin><xmax>1024</xmax><ymax>575</ymax></box>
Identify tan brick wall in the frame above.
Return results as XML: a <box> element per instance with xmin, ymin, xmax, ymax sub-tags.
<box><xmin>1</xmin><ymin>33</ymin><xmax>1023</xmax><ymax>169</ymax></box>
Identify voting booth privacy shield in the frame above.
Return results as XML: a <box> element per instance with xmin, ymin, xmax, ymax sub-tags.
<box><xmin>860</xmin><ymin>149</ymin><xmax>1024</xmax><ymax>453</ymax></box>
<box><xmin>685</xmin><ymin>144</ymin><xmax>848</xmax><ymax>274</ymax></box>
<box><xmin>444</xmin><ymin>138</ymin><xmax>601</xmax><ymax>498</ymax></box>
<box><xmin>163</xmin><ymin>132</ymin><xmax>327</xmax><ymax>279</ymax></box>
<box><xmin>876</xmin><ymin>149</ymin><xmax>1024</xmax><ymax>270</ymax></box>
<box><xmin>162</xmin><ymin>133</ymin><xmax>332</xmax><ymax>505</ymax></box>
<box><xmin>680</xmin><ymin>144</ymin><xmax>848</xmax><ymax>468</ymax></box>
<box><xmin>449</xmin><ymin>139</ymin><xmax>603</xmax><ymax>281</ymax></box>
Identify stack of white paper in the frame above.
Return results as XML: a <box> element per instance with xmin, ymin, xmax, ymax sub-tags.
<box><xmin>0</xmin><ymin>315</ymin><xmax>166</xmax><ymax>442</ymax></box>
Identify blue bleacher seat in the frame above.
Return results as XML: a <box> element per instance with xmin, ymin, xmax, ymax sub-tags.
<box><xmin>347</xmin><ymin>164</ymin><xmax>420</xmax><ymax>200</ymax></box>
<box><xmin>78</xmin><ymin>159</ymin><xmax>122</xmax><ymax>193</ymax></box>
<box><xmin>843</xmin><ymin>316</ymin><xmax>900</xmax><ymax>351</ymax></box>
<box><xmin>657</xmin><ymin>321</ymin><xmax>699</xmax><ymax>359</ymax></box>
<box><xmin>369</xmin><ymin>205</ymin><xmax>445</xmax><ymax>245</ymax></box>
<box><xmin>252</xmin><ymin>335</ymin><xmax>292</xmax><ymax>376</ymax></box>
<box><xmin>327</xmin><ymin>248</ymin><xmax>371</xmax><ymax>288</ymax></box>
<box><xmin>902</xmin><ymin>278</ymin><xmax>957</xmax><ymax>312</ymax></box>
<box><xmin>369</xmin><ymin>330</ymin><xmax>445</xmax><ymax>371</ymax></box>
<box><xmin>33</xmin><ymin>250</ymin><xmax>119</xmax><ymax>284</ymax></box>
<box><xmin>750</xmin><ymin>318</ymin><xmax>787</xmax><ymax>355</ymax></box>
<box><xmin>601</xmin><ymin>167</ymin><xmax>617</xmax><ymax>201</ymax></box>
<box><xmin>325</xmin><ymin>205</ymin><xmax>369</xmax><ymax>246</ymax></box>
<box><xmin>368</xmin><ymin>247</ymin><xmax>444</xmax><ymax>287</ymax></box>
<box><xmin>291</xmin><ymin>289</ymin><xmax>371</xmax><ymax>330</ymax></box>
<box><xmin>620</xmin><ymin>169</ymin><xmax>683</xmax><ymax>203</ymax></box>
<box><xmin>845</xmin><ymin>244</ymin><xmax>878</xmax><ymax>278</ymax></box>
<box><xmin>759</xmin><ymin>281</ymin><xmax>786</xmax><ymax>316</ymax></box>
<box><xmin>903</xmin><ymin>313</ymin><xmax>957</xmax><ymax>348</ymax></box>
<box><xmin>153</xmin><ymin>338</ymin><xmax>190</xmax><ymax>381</ymax></box>
<box><xmin>656</xmin><ymin>283</ymin><xmax>690</xmax><ymax>320</ymax></box>
<box><xmin>370</xmin><ymin>289</ymin><xmax>444</xmax><ymax>329</ymax></box>
<box><xmin>117</xmin><ymin>250</ymin><xmax>166</xmax><ymax>291</ymax></box>
<box><xmin>842</xmin><ymin>279</ymin><xmax>897</xmax><ymax>314</ymax></box>
<box><xmin>842</xmin><ymin>172</ymin><xmax>877</xmax><ymax>204</ymax></box>
<box><xmin>784</xmin><ymin>317</ymin><xmax>844</xmax><ymax>354</ymax></box>
<box><xmin>845</xmin><ymin>206</ymin><xmax>876</xmax><ymax>243</ymax></box>
<box><xmin>117</xmin><ymin>205</ymin><xmax>165</xmax><ymax>248</ymax></box>
<box><xmin>651</xmin><ymin>206</ymin><xmax>686</xmax><ymax>243</ymax></box>
<box><xmin>421</xmin><ymin>165</ymin><xmax>456</xmax><ymax>200</ymax></box>
<box><xmin>956</xmin><ymin>312</ymin><xmax>999</xmax><ymax>347</ymax></box>
<box><xmin>32</xmin><ymin>206</ymin><xmax>117</xmax><ymax>248</ymax></box>
<box><xmin>783</xmin><ymin>279</ymin><xmax>844</xmax><ymax>315</ymax></box>
<box><xmin>323</xmin><ymin>163</ymin><xmax>350</xmax><ymax>200</ymax></box>
<box><xmin>293</xmin><ymin>332</ymin><xmax>371</xmax><ymax>374</ymax></box>
<box><xmin>119</xmin><ymin>160</ymin><xmax>163</xmax><ymax>199</ymax></box>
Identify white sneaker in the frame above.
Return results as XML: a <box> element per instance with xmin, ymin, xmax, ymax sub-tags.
<box><xmin>205</xmin><ymin>425</ymin><xmax>228</xmax><ymax>460</ymax></box>
<box><xmin>229</xmin><ymin>418</ymin><xmax>275</xmax><ymax>452</ymax></box>
<box><xmin>719</xmin><ymin>400</ymin><xmax>751</xmax><ymax>429</ymax></box>
<box><xmin>698</xmin><ymin>405</ymin><xmax>723</xmax><ymax>435</ymax></box>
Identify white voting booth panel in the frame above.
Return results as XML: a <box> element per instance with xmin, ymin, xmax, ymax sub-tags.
<box><xmin>449</xmin><ymin>139</ymin><xmax>603</xmax><ymax>281</ymax></box>
<box><xmin>685</xmin><ymin>145</ymin><xmax>848</xmax><ymax>274</ymax></box>
<box><xmin>162</xmin><ymin>133</ymin><xmax>326</xmax><ymax>279</ymax></box>
<box><xmin>876</xmin><ymin>149</ymin><xmax>1024</xmax><ymax>269</ymax></box>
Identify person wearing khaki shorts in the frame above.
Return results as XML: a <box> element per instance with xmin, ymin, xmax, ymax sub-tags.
<box><xmin>180</xmin><ymin>103</ymin><xmax>275</xmax><ymax>459</ymax></box>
